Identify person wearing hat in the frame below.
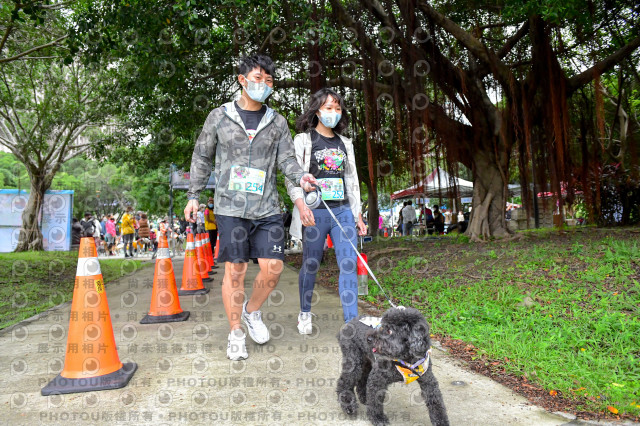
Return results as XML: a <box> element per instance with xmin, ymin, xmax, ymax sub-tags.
<box><xmin>80</xmin><ymin>211</ymin><xmax>102</xmax><ymax>249</ymax></box>
<box><xmin>121</xmin><ymin>206</ymin><xmax>135</xmax><ymax>257</ymax></box>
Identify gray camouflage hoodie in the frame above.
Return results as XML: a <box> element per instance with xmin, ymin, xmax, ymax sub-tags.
<box><xmin>187</xmin><ymin>101</ymin><xmax>304</xmax><ymax>219</ymax></box>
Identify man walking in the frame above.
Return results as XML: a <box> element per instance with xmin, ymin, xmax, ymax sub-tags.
<box><xmin>184</xmin><ymin>53</ymin><xmax>316</xmax><ymax>361</ymax></box>
<box><xmin>401</xmin><ymin>200</ymin><xmax>417</xmax><ymax>236</ymax></box>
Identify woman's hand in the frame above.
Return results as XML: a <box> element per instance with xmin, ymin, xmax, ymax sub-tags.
<box><xmin>356</xmin><ymin>219</ymin><xmax>367</xmax><ymax>236</ymax></box>
<box><xmin>300</xmin><ymin>173</ymin><xmax>318</xmax><ymax>192</ymax></box>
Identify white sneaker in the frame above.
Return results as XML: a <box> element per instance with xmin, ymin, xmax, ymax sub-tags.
<box><xmin>227</xmin><ymin>329</ymin><xmax>248</xmax><ymax>361</ymax></box>
<box><xmin>242</xmin><ymin>301</ymin><xmax>270</xmax><ymax>344</ymax></box>
<box><xmin>298</xmin><ymin>311</ymin><xmax>313</xmax><ymax>335</ymax></box>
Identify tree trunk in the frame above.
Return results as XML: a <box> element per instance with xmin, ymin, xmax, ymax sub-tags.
<box><xmin>466</xmin><ymin>150</ymin><xmax>510</xmax><ymax>240</ymax></box>
<box><xmin>367</xmin><ymin>182</ymin><xmax>379</xmax><ymax>237</ymax></box>
<box><xmin>14</xmin><ymin>175</ymin><xmax>50</xmax><ymax>252</ymax></box>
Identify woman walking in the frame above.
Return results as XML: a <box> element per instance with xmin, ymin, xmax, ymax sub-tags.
<box><xmin>286</xmin><ymin>88</ymin><xmax>367</xmax><ymax>334</ymax></box>
<box><xmin>138</xmin><ymin>213</ymin><xmax>151</xmax><ymax>253</ymax></box>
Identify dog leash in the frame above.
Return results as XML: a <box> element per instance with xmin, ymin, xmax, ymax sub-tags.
<box><xmin>305</xmin><ymin>185</ymin><xmax>397</xmax><ymax>308</ymax></box>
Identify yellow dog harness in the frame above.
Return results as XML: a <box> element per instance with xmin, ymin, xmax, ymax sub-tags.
<box><xmin>393</xmin><ymin>349</ymin><xmax>431</xmax><ymax>384</ymax></box>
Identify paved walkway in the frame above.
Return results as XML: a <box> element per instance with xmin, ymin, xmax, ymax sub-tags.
<box><xmin>0</xmin><ymin>256</ymin><xmax>585</xmax><ymax>425</ymax></box>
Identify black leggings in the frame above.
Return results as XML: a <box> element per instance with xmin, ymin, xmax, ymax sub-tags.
<box><xmin>123</xmin><ymin>233</ymin><xmax>134</xmax><ymax>254</ymax></box>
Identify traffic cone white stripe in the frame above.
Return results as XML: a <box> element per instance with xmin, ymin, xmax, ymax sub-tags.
<box><xmin>186</xmin><ymin>242</ymin><xmax>195</xmax><ymax>250</ymax></box>
<box><xmin>76</xmin><ymin>257</ymin><xmax>102</xmax><ymax>277</ymax></box>
<box><xmin>156</xmin><ymin>248</ymin><xmax>170</xmax><ymax>259</ymax></box>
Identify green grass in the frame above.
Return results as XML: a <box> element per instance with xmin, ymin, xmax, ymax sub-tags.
<box><xmin>0</xmin><ymin>251</ymin><xmax>151</xmax><ymax>330</ymax></box>
<box><xmin>364</xmin><ymin>230</ymin><xmax>640</xmax><ymax>417</ymax></box>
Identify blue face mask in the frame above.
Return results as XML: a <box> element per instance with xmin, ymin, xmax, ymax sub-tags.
<box><xmin>243</xmin><ymin>77</ymin><xmax>273</xmax><ymax>103</ymax></box>
<box><xmin>208</xmin><ymin>203</ymin><xmax>213</xmax><ymax>208</ymax></box>
<box><xmin>318</xmin><ymin>111</ymin><xmax>342</xmax><ymax>129</ymax></box>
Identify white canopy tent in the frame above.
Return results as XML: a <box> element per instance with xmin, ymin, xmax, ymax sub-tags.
<box><xmin>391</xmin><ymin>168</ymin><xmax>474</xmax><ymax>200</ymax></box>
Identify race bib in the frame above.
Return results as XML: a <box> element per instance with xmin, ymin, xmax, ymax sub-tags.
<box><xmin>318</xmin><ymin>178</ymin><xmax>344</xmax><ymax>200</ymax></box>
<box><xmin>228</xmin><ymin>165</ymin><xmax>266</xmax><ymax>196</ymax></box>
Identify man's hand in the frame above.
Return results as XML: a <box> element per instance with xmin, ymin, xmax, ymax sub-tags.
<box><xmin>294</xmin><ymin>198</ymin><xmax>315</xmax><ymax>227</ymax></box>
<box><xmin>184</xmin><ymin>199</ymin><xmax>199</xmax><ymax>222</ymax></box>
<box><xmin>300</xmin><ymin>173</ymin><xmax>317</xmax><ymax>192</ymax></box>
<box><xmin>300</xmin><ymin>205</ymin><xmax>316</xmax><ymax>227</ymax></box>
<box><xmin>356</xmin><ymin>219</ymin><xmax>367</xmax><ymax>236</ymax></box>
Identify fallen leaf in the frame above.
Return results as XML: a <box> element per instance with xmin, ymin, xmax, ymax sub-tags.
<box><xmin>607</xmin><ymin>406</ymin><xmax>618</xmax><ymax>414</ymax></box>
<box><xmin>549</xmin><ymin>390</ymin><xmax>558</xmax><ymax>396</ymax></box>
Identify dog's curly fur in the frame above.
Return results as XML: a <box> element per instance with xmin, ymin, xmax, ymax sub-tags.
<box><xmin>336</xmin><ymin>307</ymin><xmax>449</xmax><ymax>426</ymax></box>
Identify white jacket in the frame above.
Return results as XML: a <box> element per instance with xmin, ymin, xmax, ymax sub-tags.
<box><xmin>285</xmin><ymin>132</ymin><xmax>362</xmax><ymax>240</ymax></box>
<box><xmin>402</xmin><ymin>205</ymin><xmax>417</xmax><ymax>223</ymax></box>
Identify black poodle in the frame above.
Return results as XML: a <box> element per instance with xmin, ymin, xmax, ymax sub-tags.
<box><xmin>336</xmin><ymin>307</ymin><xmax>449</xmax><ymax>426</ymax></box>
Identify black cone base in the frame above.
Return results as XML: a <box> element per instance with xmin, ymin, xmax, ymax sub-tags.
<box><xmin>178</xmin><ymin>288</ymin><xmax>210</xmax><ymax>296</ymax></box>
<box><xmin>202</xmin><ymin>277</ymin><xmax>214</xmax><ymax>282</ymax></box>
<box><xmin>41</xmin><ymin>363</ymin><xmax>138</xmax><ymax>396</ymax></box>
<box><xmin>212</xmin><ymin>265</ymin><xmax>219</xmax><ymax>269</ymax></box>
<box><xmin>208</xmin><ymin>270</ymin><xmax>217</xmax><ymax>274</ymax></box>
<box><xmin>140</xmin><ymin>310</ymin><xmax>190</xmax><ymax>324</ymax></box>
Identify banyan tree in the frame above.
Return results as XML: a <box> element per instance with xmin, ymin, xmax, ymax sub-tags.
<box><xmin>72</xmin><ymin>0</ymin><xmax>640</xmax><ymax>239</ymax></box>
<box><xmin>304</xmin><ymin>0</ymin><xmax>640</xmax><ymax>240</ymax></box>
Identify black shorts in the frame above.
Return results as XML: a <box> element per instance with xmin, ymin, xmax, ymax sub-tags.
<box><xmin>216</xmin><ymin>214</ymin><xmax>285</xmax><ymax>263</ymax></box>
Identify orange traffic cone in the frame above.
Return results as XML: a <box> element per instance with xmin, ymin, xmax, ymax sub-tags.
<box><xmin>140</xmin><ymin>234</ymin><xmax>189</xmax><ymax>324</ymax></box>
<box><xmin>211</xmin><ymin>233</ymin><xmax>219</xmax><ymax>269</ymax></box>
<box><xmin>327</xmin><ymin>235</ymin><xmax>334</xmax><ymax>249</ymax></box>
<box><xmin>41</xmin><ymin>237</ymin><xmax>137</xmax><ymax>395</ymax></box>
<box><xmin>214</xmin><ymin>235</ymin><xmax>220</xmax><ymax>261</ymax></box>
<box><xmin>196</xmin><ymin>234</ymin><xmax>213</xmax><ymax>282</ymax></box>
<box><xmin>179</xmin><ymin>231</ymin><xmax>210</xmax><ymax>295</ymax></box>
<box><xmin>203</xmin><ymin>233</ymin><xmax>216</xmax><ymax>273</ymax></box>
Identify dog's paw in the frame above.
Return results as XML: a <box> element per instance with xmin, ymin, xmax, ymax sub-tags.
<box><xmin>370</xmin><ymin>414</ymin><xmax>390</xmax><ymax>426</ymax></box>
<box><xmin>343</xmin><ymin>404</ymin><xmax>357</xmax><ymax>416</ymax></box>
<box><xmin>337</xmin><ymin>391</ymin><xmax>358</xmax><ymax>416</ymax></box>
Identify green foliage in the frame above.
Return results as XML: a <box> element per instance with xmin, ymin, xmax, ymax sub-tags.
<box><xmin>0</xmin><ymin>250</ymin><xmax>151</xmax><ymax>329</ymax></box>
<box><xmin>1</xmin><ymin>151</ymin><xmax>186</xmax><ymax>220</ymax></box>
<box><xmin>0</xmin><ymin>152</ymin><xmax>28</xmax><ymax>188</ymax></box>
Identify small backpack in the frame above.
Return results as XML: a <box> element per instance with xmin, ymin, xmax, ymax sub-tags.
<box><xmin>81</xmin><ymin>219</ymin><xmax>95</xmax><ymax>237</ymax></box>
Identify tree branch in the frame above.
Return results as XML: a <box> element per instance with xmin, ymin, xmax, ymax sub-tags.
<box><xmin>62</xmin><ymin>144</ymin><xmax>92</xmax><ymax>163</ymax></box>
<box><xmin>568</xmin><ymin>35</ymin><xmax>640</xmax><ymax>93</ymax></box>
<box><xmin>0</xmin><ymin>25</ymin><xmax>13</xmax><ymax>55</ymax></box>
<box><xmin>416</xmin><ymin>0</ymin><xmax>512</xmax><ymax>87</ymax></box>
<box><xmin>497</xmin><ymin>21</ymin><xmax>529</xmax><ymax>59</ymax></box>
<box><xmin>0</xmin><ymin>35</ymin><xmax>68</xmax><ymax>64</ymax></box>
<box><xmin>277</xmin><ymin>77</ymin><xmax>393</xmax><ymax>94</ymax></box>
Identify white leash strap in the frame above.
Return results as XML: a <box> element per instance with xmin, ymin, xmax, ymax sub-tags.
<box><xmin>320</xmin><ymin>198</ymin><xmax>396</xmax><ymax>308</ymax></box>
